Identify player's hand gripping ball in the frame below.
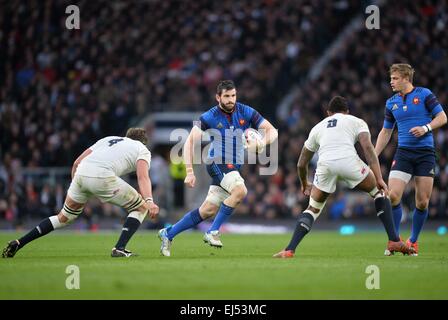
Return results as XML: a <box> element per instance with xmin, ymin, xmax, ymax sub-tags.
<box><xmin>243</xmin><ymin>128</ymin><xmax>265</xmax><ymax>153</ymax></box>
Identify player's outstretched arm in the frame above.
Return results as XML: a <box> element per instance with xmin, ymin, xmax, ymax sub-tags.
<box><xmin>297</xmin><ymin>146</ymin><xmax>314</xmax><ymax>196</ymax></box>
<box><xmin>258</xmin><ymin>119</ymin><xmax>278</xmax><ymax>146</ymax></box>
<box><xmin>374</xmin><ymin>127</ymin><xmax>393</xmax><ymax>156</ymax></box>
<box><xmin>136</xmin><ymin>159</ymin><xmax>159</xmax><ymax>218</ymax></box>
<box><xmin>71</xmin><ymin>148</ymin><xmax>92</xmax><ymax>179</ymax></box>
<box><xmin>183</xmin><ymin>126</ymin><xmax>203</xmax><ymax>188</ymax></box>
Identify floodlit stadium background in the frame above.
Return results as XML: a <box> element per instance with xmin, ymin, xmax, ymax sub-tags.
<box><xmin>0</xmin><ymin>0</ymin><xmax>447</xmax><ymax>234</ymax></box>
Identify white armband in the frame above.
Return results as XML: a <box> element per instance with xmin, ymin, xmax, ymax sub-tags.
<box><xmin>423</xmin><ymin>124</ymin><xmax>432</xmax><ymax>133</ymax></box>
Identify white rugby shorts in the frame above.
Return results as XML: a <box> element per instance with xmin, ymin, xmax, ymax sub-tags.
<box><xmin>313</xmin><ymin>156</ymin><xmax>370</xmax><ymax>193</ymax></box>
<box><xmin>67</xmin><ymin>175</ymin><xmax>144</xmax><ymax>211</ymax></box>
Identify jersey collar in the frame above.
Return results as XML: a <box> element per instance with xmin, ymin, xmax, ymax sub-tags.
<box><xmin>218</xmin><ymin>103</ymin><xmax>237</xmax><ymax>115</ymax></box>
<box><xmin>399</xmin><ymin>87</ymin><xmax>415</xmax><ymax>99</ymax></box>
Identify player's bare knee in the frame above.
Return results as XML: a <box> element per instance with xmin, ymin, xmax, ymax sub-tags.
<box><xmin>199</xmin><ymin>202</ymin><xmax>218</xmax><ymax>219</ymax></box>
<box><xmin>415</xmin><ymin>199</ymin><xmax>429</xmax><ymax>211</ymax></box>
<box><xmin>231</xmin><ymin>185</ymin><xmax>247</xmax><ymax>202</ymax></box>
<box><xmin>65</xmin><ymin>196</ymin><xmax>84</xmax><ymax>211</ymax></box>
<box><xmin>200</xmin><ymin>210</ymin><xmax>215</xmax><ymax>219</ymax></box>
<box><xmin>389</xmin><ymin>191</ymin><xmax>401</xmax><ymax>206</ymax></box>
<box><xmin>57</xmin><ymin>213</ymin><xmax>69</xmax><ymax>224</ymax></box>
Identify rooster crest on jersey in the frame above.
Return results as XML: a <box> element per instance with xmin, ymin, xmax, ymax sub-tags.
<box><xmin>243</xmin><ymin>128</ymin><xmax>264</xmax><ymax>153</ymax></box>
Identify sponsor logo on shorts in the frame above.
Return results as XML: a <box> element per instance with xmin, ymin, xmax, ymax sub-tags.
<box><xmin>361</xmin><ymin>167</ymin><xmax>366</xmax><ymax>174</ymax></box>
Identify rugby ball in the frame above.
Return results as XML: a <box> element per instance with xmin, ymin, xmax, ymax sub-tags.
<box><xmin>243</xmin><ymin>128</ymin><xmax>264</xmax><ymax>153</ymax></box>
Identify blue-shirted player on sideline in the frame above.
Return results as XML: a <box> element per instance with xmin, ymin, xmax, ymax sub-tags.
<box><xmin>158</xmin><ymin>80</ymin><xmax>278</xmax><ymax>256</ymax></box>
<box><xmin>375</xmin><ymin>64</ymin><xmax>447</xmax><ymax>256</ymax></box>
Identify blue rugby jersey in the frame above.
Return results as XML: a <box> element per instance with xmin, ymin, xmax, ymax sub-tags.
<box><xmin>198</xmin><ymin>102</ymin><xmax>264</xmax><ymax>168</ymax></box>
<box><xmin>383</xmin><ymin>87</ymin><xmax>444</xmax><ymax>148</ymax></box>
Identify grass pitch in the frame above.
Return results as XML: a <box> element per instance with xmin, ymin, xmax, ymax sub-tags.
<box><xmin>0</xmin><ymin>231</ymin><xmax>447</xmax><ymax>299</ymax></box>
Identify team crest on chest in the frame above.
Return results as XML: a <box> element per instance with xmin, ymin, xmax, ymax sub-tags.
<box><xmin>413</xmin><ymin>97</ymin><xmax>420</xmax><ymax>105</ymax></box>
<box><xmin>239</xmin><ymin>119</ymin><xmax>245</xmax><ymax>126</ymax></box>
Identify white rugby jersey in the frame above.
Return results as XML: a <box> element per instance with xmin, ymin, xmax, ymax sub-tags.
<box><xmin>76</xmin><ymin>136</ymin><xmax>151</xmax><ymax>177</ymax></box>
<box><xmin>304</xmin><ymin>113</ymin><xmax>369</xmax><ymax>161</ymax></box>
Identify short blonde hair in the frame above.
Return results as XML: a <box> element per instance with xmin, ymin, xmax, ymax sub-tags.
<box><xmin>389</xmin><ymin>63</ymin><xmax>415</xmax><ymax>83</ymax></box>
<box><xmin>126</xmin><ymin>127</ymin><xmax>148</xmax><ymax>145</ymax></box>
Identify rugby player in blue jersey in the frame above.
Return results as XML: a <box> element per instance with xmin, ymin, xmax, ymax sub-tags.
<box><xmin>375</xmin><ymin>64</ymin><xmax>447</xmax><ymax>256</ymax></box>
<box><xmin>158</xmin><ymin>80</ymin><xmax>278</xmax><ymax>256</ymax></box>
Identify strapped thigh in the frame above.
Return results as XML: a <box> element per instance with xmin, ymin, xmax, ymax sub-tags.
<box><xmin>205</xmin><ymin>185</ymin><xmax>230</xmax><ymax>207</ymax></box>
<box><xmin>220</xmin><ymin>171</ymin><xmax>245</xmax><ymax>193</ymax></box>
<box><xmin>389</xmin><ymin>170</ymin><xmax>412</xmax><ymax>183</ymax></box>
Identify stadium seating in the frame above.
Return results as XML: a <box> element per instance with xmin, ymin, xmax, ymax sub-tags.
<box><xmin>0</xmin><ymin>0</ymin><xmax>446</xmax><ymax>227</ymax></box>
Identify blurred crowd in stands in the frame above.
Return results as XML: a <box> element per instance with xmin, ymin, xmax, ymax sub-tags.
<box><xmin>0</xmin><ymin>0</ymin><xmax>446</xmax><ymax>229</ymax></box>
<box><xmin>248</xmin><ymin>0</ymin><xmax>448</xmax><ymax>221</ymax></box>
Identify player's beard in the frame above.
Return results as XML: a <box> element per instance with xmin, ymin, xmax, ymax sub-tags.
<box><xmin>219</xmin><ymin>102</ymin><xmax>235</xmax><ymax>113</ymax></box>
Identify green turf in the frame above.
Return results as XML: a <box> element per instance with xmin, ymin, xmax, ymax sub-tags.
<box><xmin>0</xmin><ymin>231</ymin><xmax>447</xmax><ymax>299</ymax></box>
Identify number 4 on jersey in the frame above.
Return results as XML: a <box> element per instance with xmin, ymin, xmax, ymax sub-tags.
<box><xmin>108</xmin><ymin>138</ymin><xmax>124</xmax><ymax>146</ymax></box>
<box><xmin>327</xmin><ymin>119</ymin><xmax>337</xmax><ymax>128</ymax></box>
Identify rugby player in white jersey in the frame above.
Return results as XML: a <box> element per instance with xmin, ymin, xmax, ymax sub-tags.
<box><xmin>2</xmin><ymin>128</ymin><xmax>159</xmax><ymax>258</ymax></box>
<box><xmin>273</xmin><ymin>96</ymin><xmax>415</xmax><ymax>258</ymax></box>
